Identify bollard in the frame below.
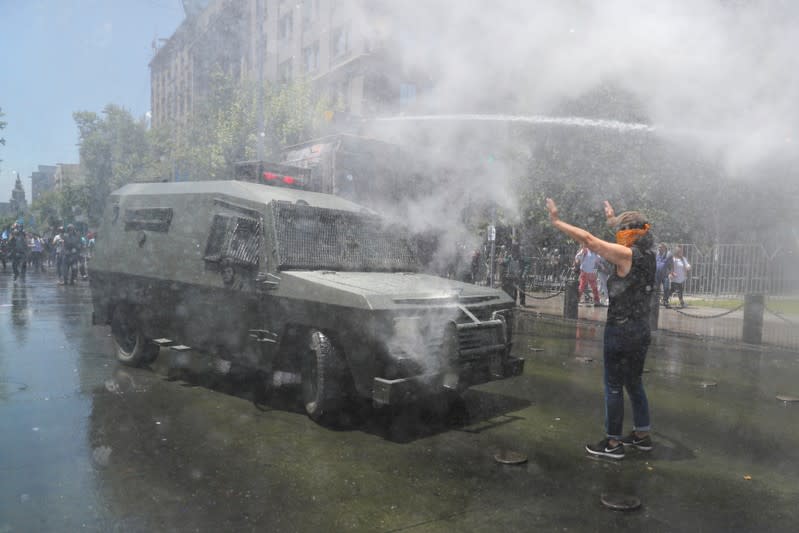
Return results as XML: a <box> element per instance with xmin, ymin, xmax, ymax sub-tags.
<box><xmin>742</xmin><ymin>293</ymin><xmax>764</xmax><ymax>345</ymax></box>
<box><xmin>649</xmin><ymin>290</ymin><xmax>660</xmax><ymax>331</ymax></box>
<box><xmin>564</xmin><ymin>280</ymin><xmax>579</xmax><ymax>319</ymax></box>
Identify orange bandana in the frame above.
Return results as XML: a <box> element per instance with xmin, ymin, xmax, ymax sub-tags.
<box><xmin>616</xmin><ymin>224</ymin><xmax>650</xmax><ymax>247</ymax></box>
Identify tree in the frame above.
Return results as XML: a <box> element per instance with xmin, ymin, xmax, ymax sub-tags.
<box><xmin>71</xmin><ymin>75</ymin><xmax>329</xmax><ymax>224</ymax></box>
<box><xmin>30</xmin><ymin>190</ymin><xmax>62</xmax><ymax>229</ymax></box>
<box><xmin>168</xmin><ymin>72</ymin><xmax>257</xmax><ymax>181</ymax></box>
<box><xmin>73</xmin><ymin>105</ymin><xmax>153</xmax><ymax>224</ymax></box>
<box><xmin>168</xmin><ymin>72</ymin><xmax>331</xmax><ymax>181</ymax></box>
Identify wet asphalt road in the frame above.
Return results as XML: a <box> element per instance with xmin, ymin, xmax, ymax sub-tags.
<box><xmin>2</xmin><ymin>270</ymin><xmax>799</xmax><ymax>532</ymax></box>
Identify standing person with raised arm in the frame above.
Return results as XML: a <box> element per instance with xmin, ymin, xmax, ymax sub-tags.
<box><xmin>669</xmin><ymin>246</ymin><xmax>691</xmax><ymax>308</ymax></box>
<box><xmin>546</xmin><ymin>198</ymin><xmax>656</xmax><ymax>459</ymax></box>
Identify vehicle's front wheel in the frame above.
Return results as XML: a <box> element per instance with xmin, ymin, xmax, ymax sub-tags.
<box><xmin>111</xmin><ymin>306</ymin><xmax>159</xmax><ymax>367</ymax></box>
<box><xmin>301</xmin><ymin>330</ymin><xmax>350</xmax><ymax>422</ymax></box>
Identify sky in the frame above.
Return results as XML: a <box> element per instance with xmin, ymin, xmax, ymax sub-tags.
<box><xmin>0</xmin><ymin>0</ymin><xmax>185</xmax><ymax>201</ymax></box>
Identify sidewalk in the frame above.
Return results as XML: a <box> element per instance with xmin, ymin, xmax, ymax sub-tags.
<box><xmin>518</xmin><ymin>292</ymin><xmax>799</xmax><ymax>350</ymax></box>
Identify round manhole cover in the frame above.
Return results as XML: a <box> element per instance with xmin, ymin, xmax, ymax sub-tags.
<box><xmin>776</xmin><ymin>394</ymin><xmax>799</xmax><ymax>403</ymax></box>
<box><xmin>601</xmin><ymin>493</ymin><xmax>641</xmax><ymax>511</ymax></box>
<box><xmin>494</xmin><ymin>450</ymin><xmax>528</xmax><ymax>465</ymax></box>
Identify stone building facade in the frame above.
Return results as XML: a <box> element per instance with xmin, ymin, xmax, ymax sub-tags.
<box><xmin>149</xmin><ymin>0</ymin><xmax>426</xmax><ymax>129</ymax></box>
<box><xmin>0</xmin><ymin>175</ymin><xmax>28</xmax><ymax>219</ymax></box>
<box><xmin>30</xmin><ymin>164</ymin><xmax>57</xmax><ymax>202</ymax></box>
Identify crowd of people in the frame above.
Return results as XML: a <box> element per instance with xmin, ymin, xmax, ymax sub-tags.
<box><xmin>464</xmin><ymin>239</ymin><xmax>689</xmax><ymax>311</ymax></box>
<box><xmin>0</xmin><ymin>223</ymin><xmax>95</xmax><ymax>284</ymax></box>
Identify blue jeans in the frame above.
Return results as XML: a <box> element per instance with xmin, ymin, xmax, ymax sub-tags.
<box><xmin>603</xmin><ymin>319</ymin><xmax>651</xmax><ymax>439</ymax></box>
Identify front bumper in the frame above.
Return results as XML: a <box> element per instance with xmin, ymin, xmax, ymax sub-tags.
<box><xmin>372</xmin><ymin>355</ymin><xmax>525</xmax><ymax>406</ymax></box>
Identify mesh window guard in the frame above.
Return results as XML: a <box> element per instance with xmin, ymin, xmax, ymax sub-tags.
<box><xmin>203</xmin><ymin>214</ymin><xmax>263</xmax><ymax>268</ymax></box>
<box><xmin>272</xmin><ymin>201</ymin><xmax>419</xmax><ymax>271</ymax></box>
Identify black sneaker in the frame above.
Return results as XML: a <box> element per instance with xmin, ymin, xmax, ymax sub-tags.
<box><xmin>585</xmin><ymin>438</ymin><xmax>625</xmax><ymax>459</ymax></box>
<box><xmin>620</xmin><ymin>432</ymin><xmax>653</xmax><ymax>451</ymax></box>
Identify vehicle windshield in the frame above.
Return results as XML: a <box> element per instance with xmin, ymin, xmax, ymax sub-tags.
<box><xmin>272</xmin><ymin>201</ymin><xmax>420</xmax><ymax>272</ymax></box>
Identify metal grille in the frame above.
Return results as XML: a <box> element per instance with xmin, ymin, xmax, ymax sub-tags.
<box><xmin>669</xmin><ymin>243</ymin><xmax>798</xmax><ymax>297</ymax></box>
<box><xmin>124</xmin><ymin>208</ymin><xmax>173</xmax><ymax>232</ymax></box>
<box><xmin>457</xmin><ymin>322</ymin><xmax>505</xmax><ymax>362</ymax></box>
<box><xmin>203</xmin><ymin>214</ymin><xmax>262</xmax><ymax>268</ymax></box>
<box><xmin>272</xmin><ymin>201</ymin><xmax>419</xmax><ymax>271</ymax></box>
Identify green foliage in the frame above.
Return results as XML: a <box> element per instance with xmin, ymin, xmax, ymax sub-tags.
<box><xmin>68</xmin><ymin>73</ymin><xmax>328</xmax><ymax>228</ymax></box>
<box><xmin>30</xmin><ymin>190</ymin><xmax>62</xmax><ymax>229</ymax></box>
<box><xmin>265</xmin><ymin>79</ymin><xmax>329</xmax><ymax>149</ymax></box>
<box><xmin>29</xmin><ymin>184</ymin><xmax>92</xmax><ymax>230</ymax></box>
<box><xmin>74</xmin><ymin>105</ymin><xmax>153</xmax><ymax>224</ymax></box>
<box><xmin>0</xmin><ymin>215</ymin><xmax>15</xmax><ymax>230</ymax></box>
<box><xmin>507</xmin><ymin>85</ymin><xmax>750</xmax><ymax>251</ymax></box>
<box><xmin>169</xmin><ymin>72</ymin><xmax>257</xmax><ymax>180</ymax></box>
<box><xmin>169</xmin><ymin>72</ymin><xmax>330</xmax><ymax>181</ymax></box>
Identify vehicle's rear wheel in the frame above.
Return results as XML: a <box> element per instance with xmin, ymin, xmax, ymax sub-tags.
<box><xmin>111</xmin><ymin>306</ymin><xmax>159</xmax><ymax>367</ymax></box>
<box><xmin>301</xmin><ymin>330</ymin><xmax>349</xmax><ymax>422</ymax></box>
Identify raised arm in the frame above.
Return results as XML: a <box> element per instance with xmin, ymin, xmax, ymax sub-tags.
<box><xmin>546</xmin><ymin>198</ymin><xmax>633</xmax><ymax>276</ymax></box>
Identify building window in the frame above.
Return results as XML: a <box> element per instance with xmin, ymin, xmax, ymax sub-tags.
<box><xmin>303</xmin><ymin>42</ymin><xmax>319</xmax><ymax>73</ymax></box>
<box><xmin>279</xmin><ymin>59</ymin><xmax>293</xmax><ymax>83</ymax></box>
<box><xmin>332</xmin><ymin>25</ymin><xmax>350</xmax><ymax>59</ymax></box>
<box><xmin>279</xmin><ymin>12</ymin><xmax>293</xmax><ymax>41</ymax></box>
<box><xmin>400</xmin><ymin>83</ymin><xmax>417</xmax><ymax>108</ymax></box>
<box><xmin>302</xmin><ymin>0</ymin><xmax>320</xmax><ymax>28</ymax></box>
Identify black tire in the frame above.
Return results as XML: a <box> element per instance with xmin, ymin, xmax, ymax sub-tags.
<box><xmin>301</xmin><ymin>330</ymin><xmax>349</xmax><ymax>422</ymax></box>
<box><xmin>111</xmin><ymin>306</ymin><xmax>159</xmax><ymax>367</ymax></box>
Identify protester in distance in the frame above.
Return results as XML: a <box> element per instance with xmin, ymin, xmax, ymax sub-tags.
<box><xmin>52</xmin><ymin>227</ymin><xmax>65</xmax><ymax>281</ymax></box>
<box><xmin>575</xmin><ymin>245</ymin><xmax>601</xmax><ymax>306</ymax></box>
<box><xmin>30</xmin><ymin>234</ymin><xmax>45</xmax><ymax>272</ymax></box>
<box><xmin>78</xmin><ymin>232</ymin><xmax>89</xmax><ymax>280</ymax></box>
<box><xmin>655</xmin><ymin>243</ymin><xmax>673</xmax><ymax>308</ymax></box>
<box><xmin>546</xmin><ymin>198</ymin><xmax>656</xmax><ymax>460</ymax></box>
<box><xmin>669</xmin><ymin>246</ymin><xmax>691</xmax><ymax>308</ymax></box>
<box><xmin>62</xmin><ymin>224</ymin><xmax>81</xmax><ymax>285</ymax></box>
<box><xmin>0</xmin><ymin>226</ymin><xmax>9</xmax><ymax>271</ymax></box>
<box><xmin>595</xmin><ymin>255</ymin><xmax>612</xmax><ymax>307</ymax></box>
<box><xmin>9</xmin><ymin>228</ymin><xmax>28</xmax><ymax>281</ymax></box>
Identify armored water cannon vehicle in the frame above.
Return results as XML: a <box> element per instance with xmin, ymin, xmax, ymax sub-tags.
<box><xmin>89</xmin><ymin>178</ymin><xmax>524</xmax><ymax>422</ymax></box>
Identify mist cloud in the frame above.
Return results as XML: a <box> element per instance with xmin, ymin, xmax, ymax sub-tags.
<box><xmin>364</xmin><ymin>0</ymin><xmax>798</xmax><ymax>174</ymax></box>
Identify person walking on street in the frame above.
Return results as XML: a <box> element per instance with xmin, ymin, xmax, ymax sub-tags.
<box><xmin>596</xmin><ymin>255</ymin><xmax>612</xmax><ymax>306</ymax></box>
<box><xmin>575</xmin><ymin>246</ymin><xmax>600</xmax><ymax>305</ymax></box>
<box><xmin>52</xmin><ymin>228</ymin><xmax>65</xmax><ymax>281</ymax></box>
<box><xmin>9</xmin><ymin>229</ymin><xmax>28</xmax><ymax>281</ymax></box>
<box><xmin>669</xmin><ymin>246</ymin><xmax>691</xmax><ymax>308</ymax></box>
<box><xmin>546</xmin><ymin>198</ymin><xmax>656</xmax><ymax>460</ymax></box>
<box><xmin>30</xmin><ymin>234</ymin><xmax>45</xmax><ymax>272</ymax></box>
<box><xmin>62</xmin><ymin>225</ymin><xmax>81</xmax><ymax>285</ymax></box>
<box><xmin>656</xmin><ymin>243</ymin><xmax>673</xmax><ymax>307</ymax></box>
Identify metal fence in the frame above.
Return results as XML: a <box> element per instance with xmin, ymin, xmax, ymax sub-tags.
<box><xmin>475</xmin><ymin>241</ymin><xmax>799</xmax><ymax>299</ymax></box>
<box><xmin>522</xmin><ymin>247</ymin><xmax>580</xmax><ymax>292</ymax></box>
<box><xmin>673</xmin><ymin>243</ymin><xmax>798</xmax><ymax>297</ymax></box>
